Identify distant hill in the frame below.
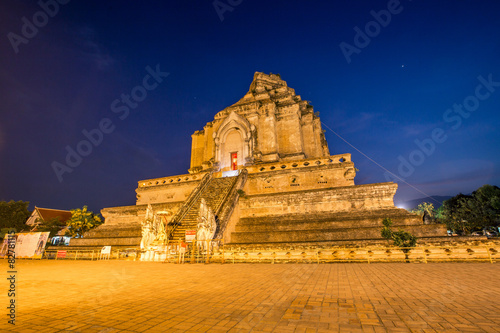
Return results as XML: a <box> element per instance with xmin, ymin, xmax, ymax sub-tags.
<box><xmin>396</xmin><ymin>196</ymin><xmax>453</xmax><ymax>210</ymax></box>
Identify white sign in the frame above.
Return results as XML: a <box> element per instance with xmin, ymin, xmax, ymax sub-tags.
<box><xmin>14</xmin><ymin>232</ymin><xmax>49</xmax><ymax>258</ymax></box>
<box><xmin>185</xmin><ymin>230</ymin><xmax>196</xmax><ymax>242</ymax></box>
<box><xmin>101</xmin><ymin>246</ymin><xmax>111</xmax><ymax>254</ymax></box>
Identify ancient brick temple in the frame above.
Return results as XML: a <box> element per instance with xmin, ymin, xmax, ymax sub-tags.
<box><xmin>70</xmin><ymin>72</ymin><xmax>447</xmax><ymax>249</ymax></box>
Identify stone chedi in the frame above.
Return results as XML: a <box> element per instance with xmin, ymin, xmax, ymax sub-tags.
<box><xmin>70</xmin><ymin>72</ymin><xmax>446</xmax><ymax>249</ymax></box>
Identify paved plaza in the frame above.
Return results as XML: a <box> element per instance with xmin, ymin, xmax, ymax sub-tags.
<box><xmin>2</xmin><ymin>261</ymin><xmax>500</xmax><ymax>333</ymax></box>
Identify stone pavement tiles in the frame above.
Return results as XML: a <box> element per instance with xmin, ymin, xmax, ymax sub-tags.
<box><xmin>2</xmin><ymin>261</ymin><xmax>500</xmax><ymax>332</ymax></box>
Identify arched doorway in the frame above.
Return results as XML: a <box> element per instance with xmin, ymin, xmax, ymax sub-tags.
<box><xmin>214</xmin><ymin>112</ymin><xmax>254</xmax><ymax>173</ymax></box>
<box><xmin>221</xmin><ymin>129</ymin><xmax>244</xmax><ymax>172</ymax></box>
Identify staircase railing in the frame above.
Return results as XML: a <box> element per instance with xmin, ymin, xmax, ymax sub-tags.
<box><xmin>167</xmin><ymin>171</ymin><xmax>213</xmax><ymax>240</ymax></box>
<box><xmin>214</xmin><ymin>169</ymin><xmax>248</xmax><ymax>239</ymax></box>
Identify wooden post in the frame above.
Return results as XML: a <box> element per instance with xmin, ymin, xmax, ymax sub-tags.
<box><xmin>190</xmin><ymin>239</ymin><xmax>196</xmax><ymax>264</ymax></box>
<box><xmin>486</xmin><ymin>246</ymin><xmax>493</xmax><ymax>264</ymax></box>
<box><xmin>205</xmin><ymin>240</ymin><xmax>210</xmax><ymax>264</ymax></box>
<box><xmin>221</xmin><ymin>242</ymin><xmax>225</xmax><ymax>264</ymax></box>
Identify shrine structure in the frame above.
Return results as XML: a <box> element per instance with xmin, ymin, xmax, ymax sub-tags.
<box><xmin>69</xmin><ymin>72</ymin><xmax>447</xmax><ymax>250</ymax></box>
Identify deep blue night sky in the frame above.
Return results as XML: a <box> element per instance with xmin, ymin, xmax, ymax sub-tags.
<box><xmin>1</xmin><ymin>0</ymin><xmax>499</xmax><ymax>213</ymax></box>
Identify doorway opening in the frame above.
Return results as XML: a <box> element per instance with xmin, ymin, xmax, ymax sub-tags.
<box><xmin>231</xmin><ymin>152</ymin><xmax>238</xmax><ymax>170</ymax></box>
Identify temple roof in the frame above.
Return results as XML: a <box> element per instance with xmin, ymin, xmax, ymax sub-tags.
<box><xmin>35</xmin><ymin>207</ymin><xmax>72</xmax><ymax>223</ymax></box>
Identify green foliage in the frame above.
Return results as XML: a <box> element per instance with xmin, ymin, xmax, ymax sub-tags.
<box><xmin>236</xmin><ymin>189</ymin><xmax>246</xmax><ymax>197</ymax></box>
<box><xmin>36</xmin><ymin>217</ymin><xmax>66</xmax><ymax>238</ymax></box>
<box><xmin>435</xmin><ymin>206</ymin><xmax>445</xmax><ymax>220</ymax></box>
<box><xmin>381</xmin><ymin>217</ymin><xmax>417</xmax><ymax>249</ymax></box>
<box><xmin>0</xmin><ymin>200</ymin><xmax>31</xmax><ymax>233</ymax></box>
<box><xmin>440</xmin><ymin>185</ymin><xmax>500</xmax><ymax>235</ymax></box>
<box><xmin>391</xmin><ymin>230</ymin><xmax>417</xmax><ymax>249</ymax></box>
<box><xmin>381</xmin><ymin>217</ymin><xmax>393</xmax><ymax>239</ymax></box>
<box><xmin>412</xmin><ymin>202</ymin><xmax>436</xmax><ymax>217</ymax></box>
<box><xmin>65</xmin><ymin>206</ymin><xmax>103</xmax><ymax>238</ymax></box>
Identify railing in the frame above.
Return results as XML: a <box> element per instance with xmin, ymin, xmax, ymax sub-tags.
<box><xmin>42</xmin><ymin>248</ymin><xmax>140</xmax><ymax>260</ymax></box>
<box><xmin>166</xmin><ymin>171</ymin><xmax>214</xmax><ymax>239</ymax></box>
<box><xmin>214</xmin><ymin>169</ymin><xmax>248</xmax><ymax>239</ymax></box>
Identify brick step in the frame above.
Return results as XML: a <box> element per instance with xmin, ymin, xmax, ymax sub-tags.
<box><xmin>230</xmin><ymin>224</ymin><xmax>447</xmax><ymax>244</ymax></box>
<box><xmin>227</xmin><ymin>236</ymin><xmax>453</xmax><ymax>248</ymax></box>
<box><xmin>69</xmin><ymin>237</ymin><xmax>142</xmax><ymax>247</ymax></box>
<box><xmin>238</xmin><ymin>209</ymin><xmax>418</xmax><ymax>225</ymax></box>
<box><xmin>80</xmin><ymin>222</ymin><xmax>142</xmax><ymax>240</ymax></box>
<box><xmin>235</xmin><ymin>219</ymin><xmax>423</xmax><ymax>233</ymax></box>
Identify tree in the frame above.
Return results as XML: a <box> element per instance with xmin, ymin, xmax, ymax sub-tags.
<box><xmin>412</xmin><ymin>202</ymin><xmax>436</xmax><ymax>217</ymax></box>
<box><xmin>66</xmin><ymin>206</ymin><xmax>103</xmax><ymax>238</ymax></box>
<box><xmin>381</xmin><ymin>218</ymin><xmax>417</xmax><ymax>262</ymax></box>
<box><xmin>0</xmin><ymin>200</ymin><xmax>31</xmax><ymax>233</ymax></box>
<box><xmin>411</xmin><ymin>202</ymin><xmax>436</xmax><ymax>224</ymax></box>
<box><xmin>440</xmin><ymin>185</ymin><xmax>500</xmax><ymax>235</ymax></box>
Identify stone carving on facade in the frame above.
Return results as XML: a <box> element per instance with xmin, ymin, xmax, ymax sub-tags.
<box><xmin>196</xmin><ymin>198</ymin><xmax>217</xmax><ymax>242</ymax></box>
<box><xmin>140</xmin><ymin>204</ymin><xmax>170</xmax><ymax>249</ymax></box>
<box><xmin>344</xmin><ymin>168</ymin><xmax>356</xmax><ymax>181</ymax></box>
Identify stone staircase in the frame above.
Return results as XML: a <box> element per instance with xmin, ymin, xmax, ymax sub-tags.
<box><xmin>230</xmin><ymin>208</ymin><xmax>448</xmax><ymax>246</ymax></box>
<box><xmin>169</xmin><ymin>176</ymin><xmax>239</xmax><ymax>241</ymax></box>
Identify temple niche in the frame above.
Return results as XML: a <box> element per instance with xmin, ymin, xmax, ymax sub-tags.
<box><xmin>68</xmin><ymin>72</ymin><xmax>447</xmax><ymax>251</ymax></box>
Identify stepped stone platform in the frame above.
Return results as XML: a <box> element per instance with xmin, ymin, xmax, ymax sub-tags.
<box><xmin>230</xmin><ymin>208</ymin><xmax>447</xmax><ymax>245</ymax></box>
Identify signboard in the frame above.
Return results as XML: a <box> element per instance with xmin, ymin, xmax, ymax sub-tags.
<box><xmin>101</xmin><ymin>246</ymin><xmax>111</xmax><ymax>254</ymax></box>
<box><xmin>0</xmin><ymin>235</ymin><xmax>15</xmax><ymax>257</ymax></box>
<box><xmin>14</xmin><ymin>232</ymin><xmax>50</xmax><ymax>259</ymax></box>
<box><xmin>185</xmin><ymin>230</ymin><xmax>196</xmax><ymax>242</ymax></box>
<box><xmin>100</xmin><ymin>246</ymin><xmax>112</xmax><ymax>260</ymax></box>
<box><xmin>56</xmin><ymin>250</ymin><xmax>67</xmax><ymax>259</ymax></box>
<box><xmin>34</xmin><ymin>233</ymin><xmax>49</xmax><ymax>258</ymax></box>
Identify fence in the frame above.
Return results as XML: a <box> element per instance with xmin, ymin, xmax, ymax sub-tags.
<box><xmin>42</xmin><ymin>248</ymin><xmax>139</xmax><ymax>261</ymax></box>
<box><xmin>31</xmin><ymin>242</ymin><xmax>500</xmax><ymax>263</ymax></box>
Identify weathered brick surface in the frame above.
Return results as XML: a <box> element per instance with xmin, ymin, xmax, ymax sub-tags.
<box><xmin>3</xmin><ymin>261</ymin><xmax>499</xmax><ymax>332</ymax></box>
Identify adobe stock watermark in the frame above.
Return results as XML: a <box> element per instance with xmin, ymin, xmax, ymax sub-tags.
<box><xmin>51</xmin><ymin>64</ymin><xmax>169</xmax><ymax>182</ymax></box>
<box><xmin>7</xmin><ymin>0</ymin><xmax>70</xmax><ymax>54</ymax></box>
<box><xmin>384</xmin><ymin>74</ymin><xmax>499</xmax><ymax>183</ymax></box>
<box><xmin>213</xmin><ymin>0</ymin><xmax>243</xmax><ymax>22</ymax></box>
<box><xmin>339</xmin><ymin>0</ymin><xmax>405</xmax><ymax>64</ymax></box>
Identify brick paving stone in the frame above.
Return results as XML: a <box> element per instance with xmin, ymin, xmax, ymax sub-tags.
<box><xmin>1</xmin><ymin>261</ymin><xmax>500</xmax><ymax>332</ymax></box>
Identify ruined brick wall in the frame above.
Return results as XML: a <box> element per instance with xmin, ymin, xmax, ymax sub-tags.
<box><xmin>239</xmin><ymin>183</ymin><xmax>398</xmax><ymax>218</ymax></box>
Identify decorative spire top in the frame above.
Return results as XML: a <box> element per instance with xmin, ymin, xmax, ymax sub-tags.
<box><xmin>249</xmin><ymin>72</ymin><xmax>287</xmax><ymax>91</ymax></box>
